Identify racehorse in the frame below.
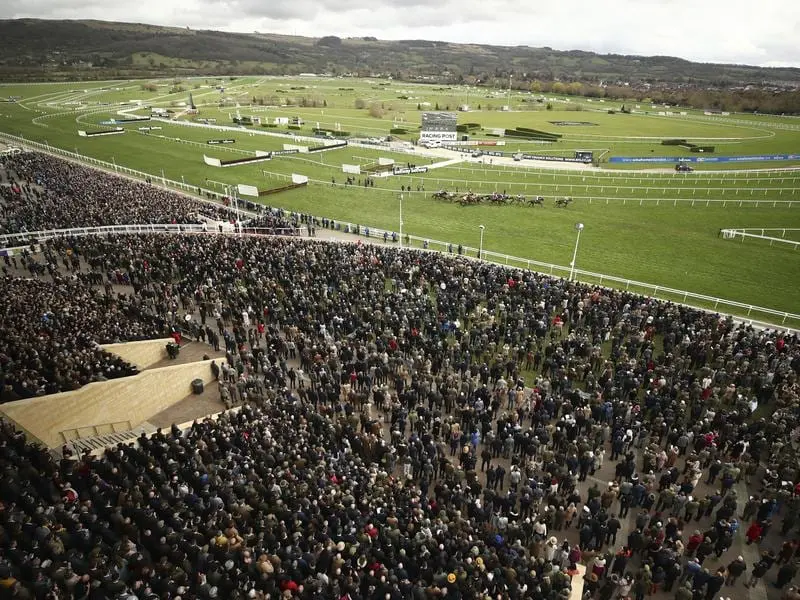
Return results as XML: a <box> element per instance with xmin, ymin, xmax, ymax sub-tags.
<box><xmin>555</xmin><ymin>197</ymin><xmax>573</xmax><ymax>208</ymax></box>
<box><xmin>527</xmin><ymin>196</ymin><xmax>544</xmax><ymax>207</ymax></box>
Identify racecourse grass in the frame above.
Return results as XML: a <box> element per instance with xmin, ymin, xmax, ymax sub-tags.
<box><xmin>1</xmin><ymin>76</ymin><xmax>799</xmax><ymax>324</ymax></box>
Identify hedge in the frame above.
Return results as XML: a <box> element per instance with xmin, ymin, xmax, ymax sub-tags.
<box><xmin>504</xmin><ymin>128</ymin><xmax>560</xmax><ymax>141</ymax></box>
<box><xmin>389</xmin><ymin>128</ymin><xmax>408</xmax><ymax>134</ymax></box>
<box><xmin>515</xmin><ymin>127</ymin><xmax>562</xmax><ymax>139</ymax></box>
<box><xmin>661</xmin><ymin>139</ymin><xmax>687</xmax><ymax>145</ymax></box>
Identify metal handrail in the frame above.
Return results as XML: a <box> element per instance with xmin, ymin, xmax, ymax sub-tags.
<box><xmin>59</xmin><ymin>419</ymin><xmax>133</xmax><ymax>443</ymax></box>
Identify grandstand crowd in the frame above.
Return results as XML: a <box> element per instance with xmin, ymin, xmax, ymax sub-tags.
<box><xmin>0</xmin><ymin>153</ymin><xmax>296</xmax><ymax>237</ymax></box>
<box><xmin>0</xmin><ymin>152</ymin><xmax>799</xmax><ymax>600</ymax></box>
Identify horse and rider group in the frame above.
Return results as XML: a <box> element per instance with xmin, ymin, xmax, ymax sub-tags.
<box><xmin>432</xmin><ymin>189</ymin><xmax>573</xmax><ymax>208</ymax></box>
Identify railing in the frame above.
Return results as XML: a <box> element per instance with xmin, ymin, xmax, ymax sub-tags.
<box><xmin>1</xmin><ymin>133</ymin><xmax>798</xmax><ymax>330</ymax></box>
<box><xmin>5</xmin><ymin>131</ymin><xmax>798</xmax><ymax>208</ymax></box>
<box><xmin>59</xmin><ymin>419</ymin><xmax>133</xmax><ymax>443</ymax></box>
<box><xmin>0</xmin><ymin>132</ymin><xmax>227</xmax><ymax>204</ymax></box>
<box><xmin>720</xmin><ymin>228</ymin><xmax>800</xmax><ymax>249</ymax></box>
<box><xmin>721</xmin><ymin>227</ymin><xmax>800</xmax><ymax>237</ymax></box>
<box><xmin>0</xmin><ymin>224</ymin><xmax>304</xmax><ymax>250</ymax></box>
<box><xmin>0</xmin><ymin>223</ymin><xmax>211</xmax><ymax>249</ymax></box>
<box><xmin>3</xmin><ymin>222</ymin><xmax>799</xmax><ymax>331</ymax></box>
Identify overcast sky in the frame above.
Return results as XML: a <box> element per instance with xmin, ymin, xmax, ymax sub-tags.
<box><xmin>3</xmin><ymin>0</ymin><xmax>799</xmax><ymax>68</ymax></box>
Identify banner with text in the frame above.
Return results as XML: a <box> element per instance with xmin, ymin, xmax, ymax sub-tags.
<box><xmin>392</xmin><ymin>166</ymin><xmax>429</xmax><ymax>175</ymax></box>
<box><xmin>610</xmin><ymin>154</ymin><xmax>800</xmax><ymax>164</ymax></box>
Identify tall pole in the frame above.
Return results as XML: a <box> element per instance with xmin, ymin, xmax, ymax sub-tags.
<box><xmin>234</xmin><ymin>186</ymin><xmax>241</xmax><ymax>235</ymax></box>
<box><xmin>479</xmin><ymin>224</ymin><xmax>485</xmax><ymax>260</ymax></box>
<box><xmin>399</xmin><ymin>194</ymin><xmax>404</xmax><ymax>248</ymax></box>
<box><xmin>569</xmin><ymin>223</ymin><xmax>585</xmax><ymax>281</ymax></box>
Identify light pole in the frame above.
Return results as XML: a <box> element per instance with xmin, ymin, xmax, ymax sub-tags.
<box><xmin>227</xmin><ymin>185</ymin><xmax>242</xmax><ymax>235</ymax></box>
<box><xmin>479</xmin><ymin>224</ymin><xmax>485</xmax><ymax>260</ymax></box>
<box><xmin>569</xmin><ymin>222</ymin><xmax>585</xmax><ymax>281</ymax></box>
<box><xmin>399</xmin><ymin>193</ymin><xmax>404</xmax><ymax>249</ymax></box>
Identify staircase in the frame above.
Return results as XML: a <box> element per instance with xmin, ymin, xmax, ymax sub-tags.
<box><xmin>67</xmin><ymin>423</ymin><xmax>156</xmax><ymax>455</ymax></box>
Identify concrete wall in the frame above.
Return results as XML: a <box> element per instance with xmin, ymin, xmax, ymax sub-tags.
<box><xmin>101</xmin><ymin>338</ymin><xmax>173</xmax><ymax>370</ymax></box>
<box><xmin>0</xmin><ymin>360</ymin><xmax>217</xmax><ymax>448</ymax></box>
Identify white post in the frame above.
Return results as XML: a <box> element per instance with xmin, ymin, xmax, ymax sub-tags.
<box><xmin>569</xmin><ymin>222</ymin><xmax>585</xmax><ymax>281</ymax></box>
<box><xmin>233</xmin><ymin>187</ymin><xmax>242</xmax><ymax>235</ymax></box>
<box><xmin>399</xmin><ymin>194</ymin><xmax>404</xmax><ymax>248</ymax></box>
<box><xmin>161</xmin><ymin>168</ymin><xmax>166</xmax><ymax>186</ymax></box>
<box><xmin>112</xmin><ymin>156</ymin><xmax>117</xmax><ymax>171</ymax></box>
<box><xmin>479</xmin><ymin>224</ymin><xmax>485</xmax><ymax>260</ymax></box>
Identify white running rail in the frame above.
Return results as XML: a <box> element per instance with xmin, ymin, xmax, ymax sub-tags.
<box><xmin>1</xmin><ymin>132</ymin><xmax>797</xmax><ymax>330</ymax></box>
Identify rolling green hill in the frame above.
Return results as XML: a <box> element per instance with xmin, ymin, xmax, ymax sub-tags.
<box><xmin>0</xmin><ymin>18</ymin><xmax>798</xmax><ymax>113</ymax></box>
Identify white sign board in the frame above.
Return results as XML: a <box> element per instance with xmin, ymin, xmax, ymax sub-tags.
<box><xmin>237</xmin><ymin>184</ymin><xmax>259</xmax><ymax>197</ymax></box>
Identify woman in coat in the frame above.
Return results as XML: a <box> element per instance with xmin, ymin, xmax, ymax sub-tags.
<box><xmin>746</xmin><ymin>521</ymin><xmax>764</xmax><ymax>545</ymax></box>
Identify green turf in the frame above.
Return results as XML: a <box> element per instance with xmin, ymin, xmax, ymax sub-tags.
<box><xmin>1</xmin><ymin>76</ymin><xmax>799</xmax><ymax>326</ymax></box>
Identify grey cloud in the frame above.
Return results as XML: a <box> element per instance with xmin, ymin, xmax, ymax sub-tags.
<box><xmin>0</xmin><ymin>0</ymin><xmax>797</xmax><ymax>67</ymax></box>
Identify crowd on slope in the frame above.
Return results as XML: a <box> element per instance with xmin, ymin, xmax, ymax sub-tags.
<box><xmin>0</xmin><ymin>152</ymin><xmax>238</xmax><ymax>235</ymax></box>
<box><xmin>0</xmin><ymin>232</ymin><xmax>798</xmax><ymax>600</ymax></box>
<box><xmin>0</xmin><ymin>267</ymin><xmax>169</xmax><ymax>400</ymax></box>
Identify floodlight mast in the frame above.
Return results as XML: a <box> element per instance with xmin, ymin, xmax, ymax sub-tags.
<box><xmin>399</xmin><ymin>194</ymin><xmax>404</xmax><ymax>249</ymax></box>
<box><xmin>569</xmin><ymin>223</ymin><xmax>585</xmax><ymax>281</ymax></box>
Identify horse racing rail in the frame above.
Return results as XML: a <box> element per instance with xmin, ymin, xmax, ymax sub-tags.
<box><xmin>1</xmin><ymin>224</ymin><xmax>797</xmax><ymax>332</ymax></box>
<box><xmin>720</xmin><ymin>228</ymin><xmax>800</xmax><ymax>249</ymax></box>
<box><xmin>1</xmin><ymin>132</ymin><xmax>797</xmax><ymax>330</ymax></box>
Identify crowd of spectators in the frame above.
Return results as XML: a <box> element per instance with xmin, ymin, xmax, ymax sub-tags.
<box><xmin>241</xmin><ymin>211</ymin><xmax>300</xmax><ymax>236</ymax></box>
<box><xmin>0</xmin><ymin>152</ymin><xmax>237</xmax><ymax>235</ymax></box>
<box><xmin>0</xmin><ymin>265</ymin><xmax>169</xmax><ymax>400</ymax></box>
<box><xmin>0</xmin><ymin>231</ymin><xmax>797</xmax><ymax>600</ymax></box>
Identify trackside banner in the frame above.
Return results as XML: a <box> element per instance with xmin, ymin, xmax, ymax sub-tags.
<box><xmin>610</xmin><ymin>154</ymin><xmax>800</xmax><ymax>164</ymax></box>
<box><xmin>207</xmin><ymin>139</ymin><xmax>236</xmax><ymax>145</ymax></box>
<box><xmin>520</xmin><ymin>154</ymin><xmax>591</xmax><ymax>163</ymax></box>
<box><xmin>392</xmin><ymin>166</ymin><xmax>429</xmax><ymax>175</ymax></box>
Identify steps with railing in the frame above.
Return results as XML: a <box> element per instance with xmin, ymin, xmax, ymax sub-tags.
<box><xmin>64</xmin><ymin>423</ymin><xmax>156</xmax><ymax>455</ymax></box>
